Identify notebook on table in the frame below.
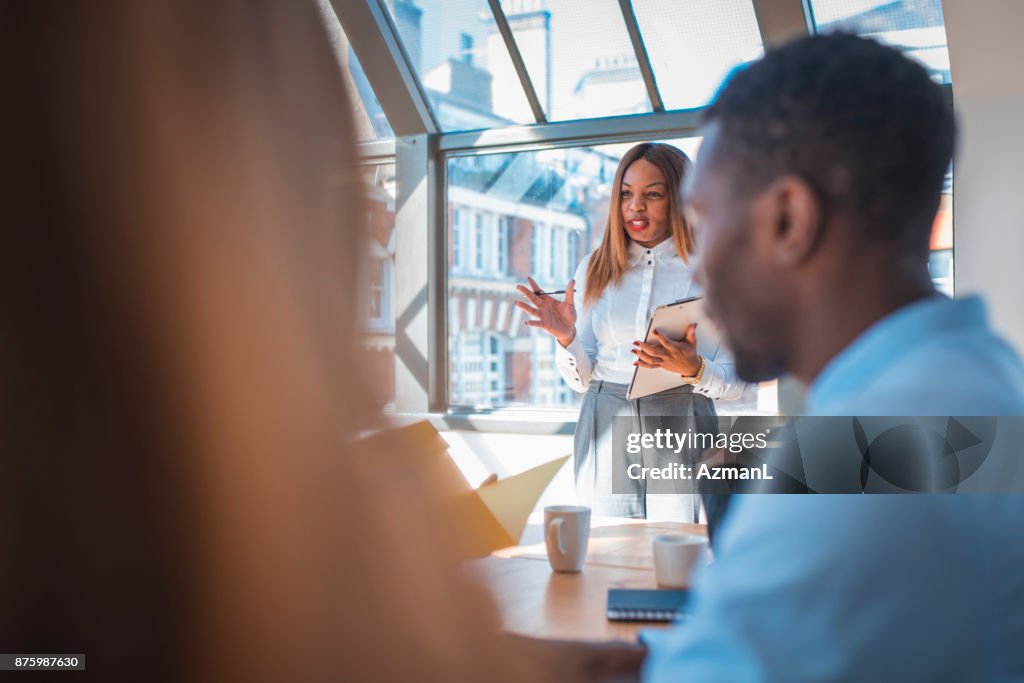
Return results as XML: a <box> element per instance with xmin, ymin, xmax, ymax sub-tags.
<box><xmin>606</xmin><ymin>588</ymin><xmax>691</xmax><ymax>622</ymax></box>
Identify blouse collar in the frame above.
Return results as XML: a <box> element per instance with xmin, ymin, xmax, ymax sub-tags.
<box><xmin>627</xmin><ymin>236</ymin><xmax>678</xmax><ymax>266</ymax></box>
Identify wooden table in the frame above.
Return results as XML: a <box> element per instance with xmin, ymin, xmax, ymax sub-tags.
<box><xmin>468</xmin><ymin>518</ymin><xmax>705</xmax><ymax>642</ymax></box>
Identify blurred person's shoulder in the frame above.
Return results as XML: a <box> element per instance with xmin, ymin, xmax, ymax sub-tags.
<box><xmin>865</xmin><ymin>330</ymin><xmax>1024</xmax><ymax>415</ymax></box>
<box><xmin>850</xmin><ymin>330</ymin><xmax>1024</xmax><ymax>416</ymax></box>
<box><xmin>810</xmin><ymin>296</ymin><xmax>1024</xmax><ymax>417</ymax></box>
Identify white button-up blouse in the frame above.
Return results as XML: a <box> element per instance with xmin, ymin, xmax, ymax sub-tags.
<box><xmin>556</xmin><ymin>238</ymin><xmax>744</xmax><ymax>400</ymax></box>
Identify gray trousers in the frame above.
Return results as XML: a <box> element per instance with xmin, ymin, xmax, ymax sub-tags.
<box><xmin>573</xmin><ymin>380</ymin><xmax>718</xmax><ymax>522</ymax></box>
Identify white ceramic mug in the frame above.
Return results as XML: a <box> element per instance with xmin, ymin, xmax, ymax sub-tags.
<box><xmin>652</xmin><ymin>533</ymin><xmax>708</xmax><ymax>588</ymax></box>
<box><xmin>544</xmin><ymin>505</ymin><xmax>591</xmax><ymax>572</ymax></box>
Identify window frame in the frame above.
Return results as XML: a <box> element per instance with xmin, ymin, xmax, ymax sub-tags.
<box><xmin>341</xmin><ymin>0</ymin><xmax>953</xmax><ymax>433</ymax></box>
<box><xmin>438</xmin><ymin>126</ymin><xmax>711</xmax><ymax>428</ymax></box>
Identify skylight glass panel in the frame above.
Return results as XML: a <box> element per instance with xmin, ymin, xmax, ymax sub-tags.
<box><xmin>808</xmin><ymin>0</ymin><xmax>951</xmax><ymax>83</ymax></box>
<box><xmin>631</xmin><ymin>0</ymin><xmax>764</xmax><ymax>111</ymax></box>
<box><xmin>318</xmin><ymin>0</ymin><xmax>395</xmax><ymax>141</ymax></box>
<box><xmin>384</xmin><ymin>0</ymin><xmax>536</xmax><ymax>131</ymax></box>
<box><xmin>499</xmin><ymin>0</ymin><xmax>652</xmax><ymax>121</ymax></box>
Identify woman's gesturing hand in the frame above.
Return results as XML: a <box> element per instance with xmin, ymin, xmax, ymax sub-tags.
<box><xmin>632</xmin><ymin>324</ymin><xmax>702</xmax><ymax>376</ymax></box>
<box><xmin>516</xmin><ymin>276</ymin><xmax>577</xmax><ymax>347</ymax></box>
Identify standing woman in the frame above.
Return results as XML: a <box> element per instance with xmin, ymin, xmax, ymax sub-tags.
<box><xmin>517</xmin><ymin>143</ymin><xmax>744</xmax><ymax>521</ymax></box>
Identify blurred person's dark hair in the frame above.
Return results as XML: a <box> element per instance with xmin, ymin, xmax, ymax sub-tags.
<box><xmin>703</xmin><ymin>32</ymin><xmax>955</xmax><ymax>254</ymax></box>
<box><xmin>0</xmin><ymin>2</ymin><xmax>534</xmax><ymax>681</ymax></box>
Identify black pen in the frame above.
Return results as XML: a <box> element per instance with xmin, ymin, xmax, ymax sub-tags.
<box><xmin>533</xmin><ymin>289</ymin><xmax>566</xmax><ymax>296</ymax></box>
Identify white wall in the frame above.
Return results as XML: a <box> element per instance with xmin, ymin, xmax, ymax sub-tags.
<box><xmin>943</xmin><ymin>0</ymin><xmax>1024</xmax><ymax>354</ymax></box>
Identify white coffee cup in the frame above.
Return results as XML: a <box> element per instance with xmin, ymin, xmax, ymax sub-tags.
<box><xmin>544</xmin><ymin>505</ymin><xmax>591</xmax><ymax>572</ymax></box>
<box><xmin>652</xmin><ymin>533</ymin><xmax>709</xmax><ymax>588</ymax></box>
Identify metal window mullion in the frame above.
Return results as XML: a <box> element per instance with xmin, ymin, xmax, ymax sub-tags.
<box><xmin>369</xmin><ymin>0</ymin><xmax>439</xmax><ymax>133</ymax></box>
<box><xmin>617</xmin><ymin>0</ymin><xmax>664</xmax><ymax>112</ymax></box>
<box><xmin>750</xmin><ymin>0</ymin><xmax>812</xmax><ymax>47</ymax></box>
<box><xmin>486</xmin><ymin>0</ymin><xmax>547</xmax><ymax>124</ymax></box>
<box><xmin>331</xmin><ymin>0</ymin><xmax>438</xmax><ymax>136</ymax></box>
<box><xmin>438</xmin><ymin>108</ymin><xmax>705</xmax><ymax>155</ymax></box>
<box><xmin>393</xmin><ymin>134</ymin><xmax>438</xmax><ymax>413</ymax></box>
<box><xmin>356</xmin><ymin>139</ymin><xmax>397</xmax><ymax>163</ymax></box>
<box><xmin>429</xmin><ymin>136</ymin><xmax>448</xmax><ymax>413</ymax></box>
<box><xmin>803</xmin><ymin>0</ymin><xmax>819</xmax><ymax>33</ymax></box>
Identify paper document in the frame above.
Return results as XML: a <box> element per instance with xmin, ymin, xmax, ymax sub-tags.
<box><xmin>353</xmin><ymin>421</ymin><xmax>569</xmax><ymax>558</ymax></box>
<box><xmin>474</xmin><ymin>455</ymin><xmax>570</xmax><ymax>550</ymax></box>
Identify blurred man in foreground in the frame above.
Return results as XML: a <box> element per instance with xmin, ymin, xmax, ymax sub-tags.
<box><xmin>523</xmin><ymin>33</ymin><xmax>1024</xmax><ymax>682</ymax></box>
<box><xmin>640</xmin><ymin>32</ymin><xmax>1024</xmax><ymax>682</ymax></box>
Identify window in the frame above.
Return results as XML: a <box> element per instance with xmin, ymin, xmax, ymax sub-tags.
<box><xmin>327</xmin><ymin>1</ymin><xmax>957</xmax><ymax>421</ymax></box>
<box><xmin>361</xmin><ymin>163</ymin><xmax>397</xmax><ymax>333</ymax></box>
<box><xmin>556</xmin><ymin>228</ymin><xmax>568</xmax><ymax>282</ymax></box>
<box><xmin>317</xmin><ymin>0</ymin><xmax>394</xmax><ymax>141</ymax></box>
<box><xmin>531</xmin><ymin>223</ymin><xmax>567</xmax><ymax>283</ymax></box>
<box><xmin>454</xmin><ymin>208</ymin><xmax>468</xmax><ymax>272</ymax></box>
<box><xmin>498</xmin><ymin>0</ymin><xmax>651</xmax><ymax>121</ymax></box>
<box><xmin>929</xmin><ymin>250</ymin><xmax>953</xmax><ymax>296</ymax></box>
<box><xmin>384</xmin><ymin>0</ymin><xmax>536</xmax><ymax>130</ymax></box>
<box><xmin>459</xmin><ymin>32</ymin><xmax>475</xmax><ymax>65</ymax></box>
<box><xmin>380</xmin><ymin>0</ymin><xmax>770</xmax><ymax>124</ymax></box>
<box><xmin>532</xmin><ymin>223</ymin><xmax>549</xmax><ymax>282</ymax></box>
<box><xmin>928</xmin><ymin>167</ymin><xmax>954</xmax><ymax>296</ymax></box>
<box><xmin>452</xmin><ymin>209</ymin><xmax>465</xmax><ymax>271</ymax></box>
<box><xmin>453</xmin><ymin>208</ymin><xmax>514</xmax><ymax>278</ymax></box>
<box><xmin>566</xmin><ymin>230</ymin><xmax>580</xmax><ymax>281</ymax></box>
<box><xmin>631</xmin><ymin>0</ymin><xmax>764</xmax><ymax>110</ymax></box>
<box><xmin>446</xmin><ymin>138</ymin><xmax>789</xmax><ymax>414</ymax></box>
<box><xmin>452</xmin><ymin>331</ymin><xmax>507</xmax><ymax>407</ymax></box>
<box><xmin>448</xmin><ymin>142</ymin><xmax>617</xmax><ymax>409</ymax></box>
<box><xmin>496</xmin><ymin>216</ymin><xmax>510</xmax><ymax>275</ymax></box>
<box><xmin>474</xmin><ymin>213</ymin><xmax>486</xmax><ymax>272</ymax></box>
<box><xmin>367</xmin><ymin>258</ymin><xmax>389</xmax><ymax>322</ymax></box>
<box><xmin>808</xmin><ymin>0</ymin><xmax>951</xmax><ymax>83</ymax></box>
<box><xmin>359</xmin><ymin>162</ymin><xmax>397</xmax><ymax>409</ymax></box>
<box><xmin>531</xmin><ymin>335</ymin><xmax>576</xmax><ymax>407</ymax></box>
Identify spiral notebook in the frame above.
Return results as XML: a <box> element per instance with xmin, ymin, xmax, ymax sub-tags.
<box><xmin>606</xmin><ymin>589</ymin><xmax>691</xmax><ymax>622</ymax></box>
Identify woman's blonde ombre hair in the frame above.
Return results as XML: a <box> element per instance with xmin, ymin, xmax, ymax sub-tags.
<box><xmin>584</xmin><ymin>142</ymin><xmax>696</xmax><ymax>308</ymax></box>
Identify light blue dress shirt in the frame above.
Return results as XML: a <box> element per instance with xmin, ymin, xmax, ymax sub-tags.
<box><xmin>642</xmin><ymin>295</ymin><xmax>1024</xmax><ymax>682</ymax></box>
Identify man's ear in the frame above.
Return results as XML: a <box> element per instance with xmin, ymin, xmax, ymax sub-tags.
<box><xmin>764</xmin><ymin>175</ymin><xmax>823</xmax><ymax>267</ymax></box>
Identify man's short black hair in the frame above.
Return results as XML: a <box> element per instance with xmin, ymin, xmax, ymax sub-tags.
<box><xmin>704</xmin><ymin>32</ymin><xmax>955</xmax><ymax>251</ymax></box>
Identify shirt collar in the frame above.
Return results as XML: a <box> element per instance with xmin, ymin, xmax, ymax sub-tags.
<box><xmin>628</xmin><ymin>237</ymin><xmax>678</xmax><ymax>266</ymax></box>
<box><xmin>807</xmin><ymin>295</ymin><xmax>988</xmax><ymax>414</ymax></box>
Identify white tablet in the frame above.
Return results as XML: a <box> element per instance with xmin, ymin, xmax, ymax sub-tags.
<box><xmin>626</xmin><ymin>296</ymin><xmax>724</xmax><ymax>400</ymax></box>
